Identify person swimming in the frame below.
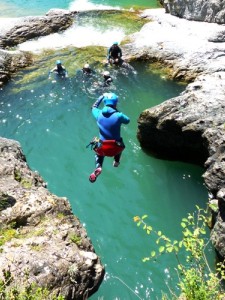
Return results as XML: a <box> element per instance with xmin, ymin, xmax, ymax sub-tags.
<box><xmin>82</xmin><ymin>63</ymin><xmax>93</xmax><ymax>75</ymax></box>
<box><xmin>102</xmin><ymin>71</ymin><xmax>113</xmax><ymax>86</ymax></box>
<box><xmin>49</xmin><ymin>60</ymin><xmax>68</xmax><ymax>78</ymax></box>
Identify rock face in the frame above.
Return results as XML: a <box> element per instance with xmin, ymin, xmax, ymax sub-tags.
<box><xmin>162</xmin><ymin>0</ymin><xmax>225</xmax><ymax>24</ymax></box>
<box><xmin>0</xmin><ymin>9</ymin><xmax>76</xmax><ymax>48</ymax></box>
<box><xmin>133</xmin><ymin>10</ymin><xmax>225</xmax><ymax>257</ymax></box>
<box><xmin>0</xmin><ymin>49</ymin><xmax>32</xmax><ymax>87</ymax></box>
<box><xmin>0</xmin><ymin>138</ymin><xmax>104</xmax><ymax>299</ymax></box>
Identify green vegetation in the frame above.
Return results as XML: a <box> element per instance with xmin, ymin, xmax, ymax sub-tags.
<box><xmin>14</xmin><ymin>169</ymin><xmax>32</xmax><ymax>189</ymax></box>
<box><xmin>70</xmin><ymin>234</ymin><xmax>82</xmax><ymax>246</ymax></box>
<box><xmin>0</xmin><ymin>223</ymin><xmax>18</xmax><ymax>247</ymax></box>
<box><xmin>134</xmin><ymin>206</ymin><xmax>225</xmax><ymax>300</ymax></box>
<box><xmin>0</xmin><ymin>269</ymin><xmax>65</xmax><ymax>300</ymax></box>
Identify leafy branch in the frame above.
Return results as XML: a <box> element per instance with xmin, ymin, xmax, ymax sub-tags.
<box><xmin>134</xmin><ymin>206</ymin><xmax>225</xmax><ymax>300</ymax></box>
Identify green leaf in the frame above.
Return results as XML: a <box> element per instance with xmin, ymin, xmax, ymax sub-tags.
<box><xmin>182</xmin><ymin>218</ymin><xmax>188</xmax><ymax>222</ymax></box>
<box><xmin>142</xmin><ymin>257</ymin><xmax>149</xmax><ymax>262</ymax></box>
<box><xmin>151</xmin><ymin>251</ymin><xmax>156</xmax><ymax>257</ymax></box>
<box><xmin>181</xmin><ymin>222</ymin><xmax>186</xmax><ymax>228</ymax></box>
<box><xmin>167</xmin><ymin>247</ymin><xmax>173</xmax><ymax>253</ymax></box>
<box><xmin>158</xmin><ymin>231</ymin><xmax>162</xmax><ymax>236</ymax></box>
<box><xmin>174</xmin><ymin>246</ymin><xmax>179</xmax><ymax>252</ymax></box>
<box><xmin>142</xmin><ymin>215</ymin><xmax>148</xmax><ymax>220</ymax></box>
<box><xmin>147</xmin><ymin>226</ymin><xmax>152</xmax><ymax>231</ymax></box>
<box><xmin>159</xmin><ymin>246</ymin><xmax>165</xmax><ymax>253</ymax></box>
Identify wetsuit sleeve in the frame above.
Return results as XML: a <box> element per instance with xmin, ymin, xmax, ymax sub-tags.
<box><xmin>107</xmin><ymin>47</ymin><xmax>112</xmax><ymax>59</ymax></box>
<box><xmin>118</xmin><ymin>112</ymin><xmax>130</xmax><ymax>124</ymax></box>
<box><xmin>91</xmin><ymin>95</ymin><xmax>104</xmax><ymax>119</ymax></box>
<box><xmin>119</xmin><ymin>47</ymin><xmax>122</xmax><ymax>58</ymax></box>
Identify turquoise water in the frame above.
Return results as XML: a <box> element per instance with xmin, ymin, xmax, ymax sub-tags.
<box><xmin>0</xmin><ymin>2</ymin><xmax>210</xmax><ymax>299</ymax></box>
<box><xmin>0</xmin><ymin>60</ymin><xmax>209</xmax><ymax>299</ymax></box>
<box><xmin>0</xmin><ymin>0</ymin><xmax>160</xmax><ymax>17</ymax></box>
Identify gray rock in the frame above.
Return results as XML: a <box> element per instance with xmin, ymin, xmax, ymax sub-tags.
<box><xmin>0</xmin><ymin>9</ymin><xmax>77</xmax><ymax>48</ymax></box>
<box><xmin>162</xmin><ymin>0</ymin><xmax>225</xmax><ymax>24</ymax></box>
<box><xmin>0</xmin><ymin>137</ymin><xmax>104</xmax><ymax>299</ymax></box>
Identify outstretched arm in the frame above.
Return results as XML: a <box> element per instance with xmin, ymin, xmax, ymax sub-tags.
<box><xmin>91</xmin><ymin>95</ymin><xmax>104</xmax><ymax>119</ymax></box>
<box><xmin>92</xmin><ymin>95</ymin><xmax>104</xmax><ymax>109</ymax></box>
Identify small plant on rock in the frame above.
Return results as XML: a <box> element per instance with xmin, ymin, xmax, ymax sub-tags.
<box><xmin>134</xmin><ymin>206</ymin><xmax>225</xmax><ymax>300</ymax></box>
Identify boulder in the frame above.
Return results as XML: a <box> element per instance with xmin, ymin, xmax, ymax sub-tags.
<box><xmin>0</xmin><ymin>9</ymin><xmax>77</xmax><ymax>48</ymax></box>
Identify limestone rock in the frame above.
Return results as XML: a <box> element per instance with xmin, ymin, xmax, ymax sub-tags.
<box><xmin>0</xmin><ymin>138</ymin><xmax>104</xmax><ymax>299</ymax></box>
<box><xmin>0</xmin><ymin>9</ymin><xmax>77</xmax><ymax>48</ymax></box>
<box><xmin>162</xmin><ymin>0</ymin><xmax>225</xmax><ymax>24</ymax></box>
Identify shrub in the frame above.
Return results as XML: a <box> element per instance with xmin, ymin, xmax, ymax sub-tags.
<box><xmin>134</xmin><ymin>206</ymin><xmax>225</xmax><ymax>300</ymax></box>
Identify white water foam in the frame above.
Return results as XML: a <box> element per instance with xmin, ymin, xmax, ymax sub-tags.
<box><xmin>18</xmin><ymin>23</ymin><xmax>125</xmax><ymax>52</ymax></box>
<box><xmin>69</xmin><ymin>0</ymin><xmax>121</xmax><ymax>11</ymax></box>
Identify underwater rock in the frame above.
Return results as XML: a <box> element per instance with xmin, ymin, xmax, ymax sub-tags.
<box><xmin>0</xmin><ymin>137</ymin><xmax>104</xmax><ymax>299</ymax></box>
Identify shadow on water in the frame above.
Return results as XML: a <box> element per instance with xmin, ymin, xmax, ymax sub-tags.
<box><xmin>0</xmin><ymin>54</ymin><xmax>210</xmax><ymax>299</ymax></box>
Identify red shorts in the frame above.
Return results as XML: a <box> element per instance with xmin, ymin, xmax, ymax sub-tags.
<box><xmin>94</xmin><ymin>140</ymin><xmax>125</xmax><ymax>157</ymax></box>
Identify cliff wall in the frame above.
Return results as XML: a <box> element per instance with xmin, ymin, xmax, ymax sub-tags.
<box><xmin>0</xmin><ymin>137</ymin><xmax>104</xmax><ymax>298</ymax></box>
<box><xmin>162</xmin><ymin>0</ymin><xmax>225</xmax><ymax>23</ymax></box>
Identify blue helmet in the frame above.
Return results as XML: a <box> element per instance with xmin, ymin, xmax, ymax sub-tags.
<box><xmin>113</xmin><ymin>42</ymin><xmax>118</xmax><ymax>45</ymax></box>
<box><xmin>103</xmin><ymin>92</ymin><xmax>118</xmax><ymax>106</ymax></box>
<box><xmin>56</xmin><ymin>60</ymin><xmax>61</xmax><ymax>65</ymax></box>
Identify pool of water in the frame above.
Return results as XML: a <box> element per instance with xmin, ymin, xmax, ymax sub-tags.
<box><xmin>0</xmin><ymin>55</ymin><xmax>209</xmax><ymax>299</ymax></box>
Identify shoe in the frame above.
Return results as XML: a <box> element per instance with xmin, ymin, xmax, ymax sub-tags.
<box><xmin>89</xmin><ymin>167</ymin><xmax>102</xmax><ymax>183</ymax></box>
<box><xmin>113</xmin><ymin>161</ymin><xmax>120</xmax><ymax>167</ymax></box>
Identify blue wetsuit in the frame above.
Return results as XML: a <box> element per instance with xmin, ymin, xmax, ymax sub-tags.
<box><xmin>92</xmin><ymin>95</ymin><xmax>130</xmax><ymax>167</ymax></box>
<box><xmin>92</xmin><ymin>95</ymin><xmax>130</xmax><ymax>140</ymax></box>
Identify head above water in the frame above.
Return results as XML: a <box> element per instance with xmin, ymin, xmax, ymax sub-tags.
<box><xmin>103</xmin><ymin>92</ymin><xmax>118</xmax><ymax>106</ymax></box>
<box><xmin>103</xmin><ymin>71</ymin><xmax>110</xmax><ymax>77</ymax></box>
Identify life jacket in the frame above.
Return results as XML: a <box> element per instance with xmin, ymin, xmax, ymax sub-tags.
<box><xmin>87</xmin><ymin>137</ymin><xmax>125</xmax><ymax>157</ymax></box>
